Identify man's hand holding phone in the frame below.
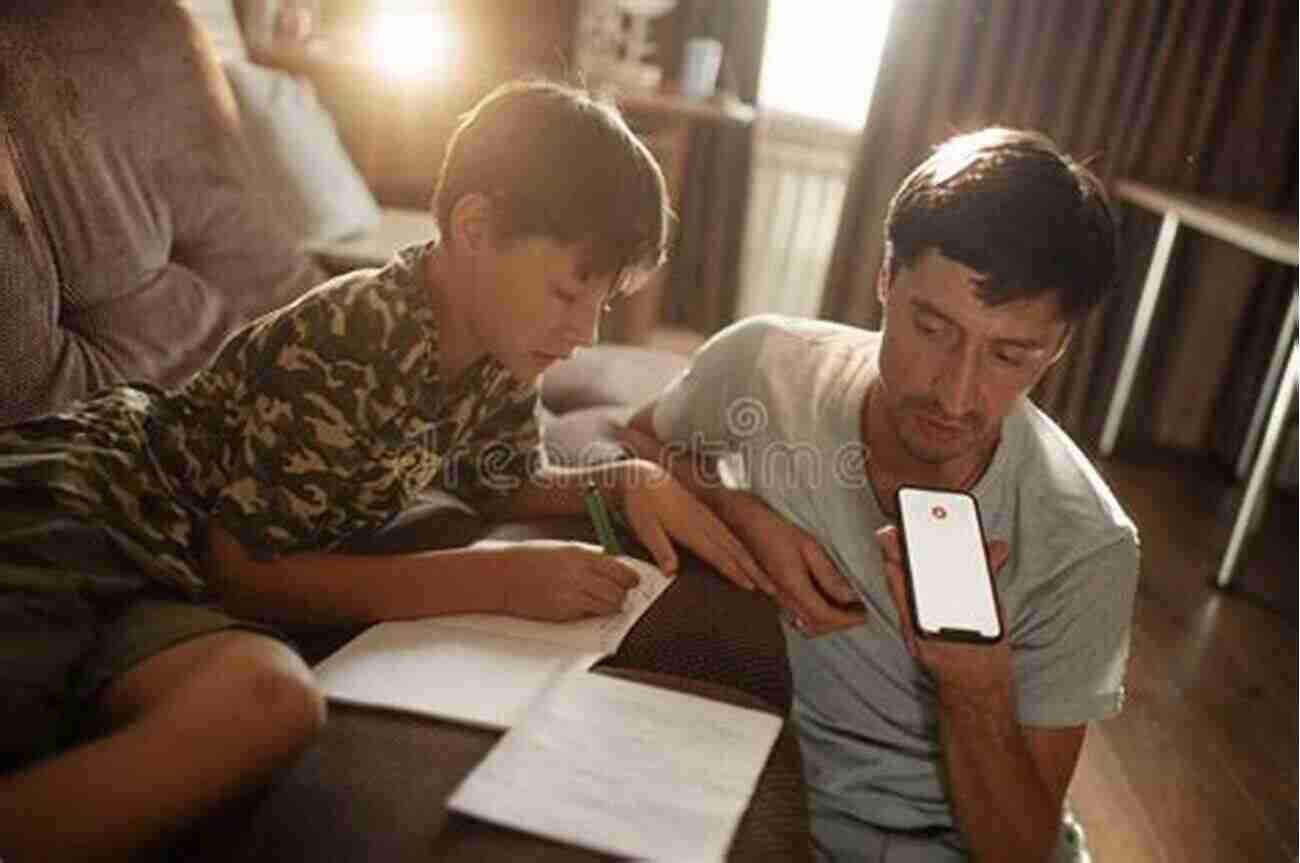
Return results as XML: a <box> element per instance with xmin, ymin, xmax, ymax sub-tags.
<box><xmin>875</xmin><ymin>488</ymin><xmax>1012</xmax><ymax>691</ymax></box>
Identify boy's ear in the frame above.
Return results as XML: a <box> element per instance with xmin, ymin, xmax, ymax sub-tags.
<box><xmin>875</xmin><ymin>265</ymin><xmax>892</xmax><ymax>305</ymax></box>
<box><xmin>448</xmin><ymin>193</ymin><xmax>494</xmax><ymax>254</ymax></box>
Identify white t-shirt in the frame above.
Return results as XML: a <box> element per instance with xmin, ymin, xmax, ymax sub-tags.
<box><xmin>653</xmin><ymin>315</ymin><xmax>1139</xmax><ymax>858</ymax></box>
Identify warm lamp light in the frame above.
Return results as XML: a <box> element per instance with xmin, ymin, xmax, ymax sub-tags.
<box><xmin>366</xmin><ymin>11</ymin><xmax>453</xmax><ymax>79</ymax></box>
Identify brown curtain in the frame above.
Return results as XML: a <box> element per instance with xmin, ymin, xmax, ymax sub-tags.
<box><xmin>821</xmin><ymin>0</ymin><xmax>1297</xmax><ymax>459</ymax></box>
<box><xmin>658</xmin><ymin>0</ymin><xmax>770</xmax><ymax>334</ymax></box>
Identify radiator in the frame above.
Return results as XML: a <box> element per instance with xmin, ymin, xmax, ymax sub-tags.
<box><xmin>737</xmin><ymin>112</ymin><xmax>858</xmax><ymax>320</ymax></box>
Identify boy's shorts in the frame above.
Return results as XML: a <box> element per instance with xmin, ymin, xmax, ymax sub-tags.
<box><xmin>0</xmin><ymin>499</ymin><xmax>281</xmax><ymax>769</ymax></box>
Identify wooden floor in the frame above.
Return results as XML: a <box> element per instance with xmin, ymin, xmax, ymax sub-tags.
<box><xmin>1069</xmin><ymin>451</ymin><xmax>1297</xmax><ymax>863</ymax></box>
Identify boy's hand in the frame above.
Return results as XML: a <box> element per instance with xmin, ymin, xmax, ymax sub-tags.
<box><xmin>617</xmin><ymin>460</ymin><xmax>768</xmax><ymax>591</ymax></box>
<box><xmin>494</xmin><ymin>540</ymin><xmax>642</xmax><ymax>621</ymax></box>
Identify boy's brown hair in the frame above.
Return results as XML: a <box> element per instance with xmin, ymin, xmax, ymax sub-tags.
<box><xmin>433</xmin><ymin>79</ymin><xmax>671</xmax><ymax>295</ymax></box>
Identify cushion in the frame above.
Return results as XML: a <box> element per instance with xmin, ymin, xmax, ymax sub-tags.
<box><xmin>223</xmin><ymin>60</ymin><xmax>382</xmax><ymax>247</ymax></box>
<box><xmin>541</xmin><ymin>405</ymin><xmax>634</xmax><ymax>466</ymax></box>
<box><xmin>540</xmin><ymin>344</ymin><xmax>689</xmax><ymax>414</ymax></box>
<box><xmin>179</xmin><ymin>0</ymin><xmax>247</xmax><ymax>60</ymax></box>
<box><xmin>306</xmin><ymin>206</ymin><xmax>438</xmax><ymax>271</ymax></box>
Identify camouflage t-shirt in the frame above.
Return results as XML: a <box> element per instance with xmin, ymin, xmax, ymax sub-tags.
<box><xmin>0</xmin><ymin>242</ymin><xmax>541</xmax><ymax>597</ymax></box>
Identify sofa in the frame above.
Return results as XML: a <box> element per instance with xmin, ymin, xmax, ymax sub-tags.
<box><xmin>0</xmin><ymin>2</ymin><xmax>812</xmax><ymax>859</ymax></box>
<box><xmin>0</xmin><ymin>0</ymin><xmax>324</xmax><ymax>426</ymax></box>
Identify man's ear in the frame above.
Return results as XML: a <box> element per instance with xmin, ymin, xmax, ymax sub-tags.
<box><xmin>447</xmin><ymin>193</ymin><xmax>494</xmax><ymax>254</ymax></box>
<box><xmin>1047</xmin><ymin>325</ymin><xmax>1073</xmax><ymax>367</ymax></box>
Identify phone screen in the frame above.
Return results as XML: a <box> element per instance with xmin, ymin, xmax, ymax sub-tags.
<box><xmin>896</xmin><ymin>487</ymin><xmax>1002</xmax><ymax>642</ymax></box>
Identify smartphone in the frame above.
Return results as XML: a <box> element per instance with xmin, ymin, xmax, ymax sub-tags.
<box><xmin>895</xmin><ymin>486</ymin><xmax>1003</xmax><ymax>643</ymax></box>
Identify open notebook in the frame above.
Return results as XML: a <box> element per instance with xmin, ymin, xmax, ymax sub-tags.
<box><xmin>449</xmin><ymin>670</ymin><xmax>783</xmax><ymax>860</ymax></box>
<box><xmin>312</xmin><ymin>556</ymin><xmax>671</xmax><ymax>729</ymax></box>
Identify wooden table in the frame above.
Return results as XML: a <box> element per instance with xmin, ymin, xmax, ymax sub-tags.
<box><xmin>1103</xmin><ymin>179</ymin><xmax>1297</xmax><ymax>586</ymax></box>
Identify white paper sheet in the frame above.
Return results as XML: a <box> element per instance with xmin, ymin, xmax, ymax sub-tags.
<box><xmin>432</xmin><ymin>556</ymin><xmax>671</xmax><ymax>654</ymax></box>
<box><xmin>312</xmin><ymin>556</ymin><xmax>670</xmax><ymax>729</ymax></box>
<box><xmin>448</xmin><ymin>671</ymin><xmax>783</xmax><ymax>861</ymax></box>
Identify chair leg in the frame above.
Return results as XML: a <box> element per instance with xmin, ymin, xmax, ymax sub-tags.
<box><xmin>1217</xmin><ymin>336</ymin><xmax>1299</xmax><ymax>588</ymax></box>
<box><xmin>1236</xmin><ymin>281</ymin><xmax>1298</xmax><ymax>478</ymax></box>
<box><xmin>1099</xmin><ymin>212</ymin><xmax>1180</xmax><ymax>457</ymax></box>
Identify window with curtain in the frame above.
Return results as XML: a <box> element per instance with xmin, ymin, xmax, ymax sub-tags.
<box><xmin>736</xmin><ymin>0</ymin><xmax>893</xmax><ymax>320</ymax></box>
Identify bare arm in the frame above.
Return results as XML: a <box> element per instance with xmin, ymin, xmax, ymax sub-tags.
<box><xmin>476</xmin><ymin>456</ymin><xmax>766</xmax><ymax>591</ymax></box>
<box><xmin>203</xmin><ymin>521</ymin><xmax>639</xmax><ymax>626</ymax></box>
<box><xmin>938</xmin><ymin>683</ymin><xmax>1083</xmax><ymax>862</ymax></box>
<box><xmin>472</xmin><ymin>459</ymin><xmax>637</xmax><ymax>522</ymax></box>
<box><xmin>876</xmin><ymin>524</ymin><xmax>1081</xmax><ymax>861</ymax></box>
<box><xmin>203</xmin><ymin>453</ymin><xmax>762</xmax><ymax>626</ymax></box>
<box><xmin>623</xmin><ymin>404</ymin><xmax>866</xmax><ymax>635</ymax></box>
<box><xmin>624</xmin><ymin>404</ymin><xmax>739</xmax><ymax>519</ymax></box>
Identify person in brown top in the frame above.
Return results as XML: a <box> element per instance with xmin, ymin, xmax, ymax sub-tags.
<box><xmin>0</xmin><ymin>79</ymin><xmax>764</xmax><ymax>861</ymax></box>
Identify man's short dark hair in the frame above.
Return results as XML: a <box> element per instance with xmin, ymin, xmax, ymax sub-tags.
<box><xmin>433</xmin><ymin>79</ymin><xmax>671</xmax><ymax>295</ymax></box>
<box><xmin>885</xmin><ymin>128</ymin><xmax>1118</xmax><ymax>322</ymax></box>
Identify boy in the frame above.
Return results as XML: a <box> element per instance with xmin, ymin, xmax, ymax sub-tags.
<box><xmin>0</xmin><ymin>80</ymin><xmax>762</xmax><ymax>861</ymax></box>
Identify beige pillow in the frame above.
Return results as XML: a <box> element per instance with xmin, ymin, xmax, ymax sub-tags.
<box><xmin>178</xmin><ymin>0</ymin><xmax>248</xmax><ymax>60</ymax></box>
<box><xmin>223</xmin><ymin>60</ymin><xmax>382</xmax><ymax>247</ymax></box>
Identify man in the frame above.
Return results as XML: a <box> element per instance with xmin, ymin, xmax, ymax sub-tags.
<box><xmin>623</xmin><ymin>128</ymin><xmax>1139</xmax><ymax>861</ymax></box>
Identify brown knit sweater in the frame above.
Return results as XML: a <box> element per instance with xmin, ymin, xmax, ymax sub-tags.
<box><xmin>0</xmin><ymin>0</ymin><xmax>319</xmax><ymax>425</ymax></box>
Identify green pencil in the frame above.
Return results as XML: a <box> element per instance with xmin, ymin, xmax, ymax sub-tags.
<box><xmin>583</xmin><ymin>483</ymin><xmax>623</xmax><ymax>556</ymax></box>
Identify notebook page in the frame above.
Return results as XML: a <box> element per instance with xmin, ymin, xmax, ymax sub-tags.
<box><xmin>448</xmin><ymin>671</ymin><xmax>783</xmax><ymax>860</ymax></box>
<box><xmin>313</xmin><ymin>622</ymin><xmax>600</xmax><ymax>729</ymax></box>
<box><xmin>432</xmin><ymin>556</ymin><xmax>670</xmax><ymax>653</ymax></box>
<box><xmin>313</xmin><ymin>557</ymin><xmax>670</xmax><ymax>729</ymax></box>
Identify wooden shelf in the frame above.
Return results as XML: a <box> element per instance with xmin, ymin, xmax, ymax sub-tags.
<box><xmin>611</xmin><ymin>87</ymin><xmax>756</xmax><ymax>129</ymax></box>
<box><xmin>1115</xmin><ymin>179</ymin><xmax>1297</xmax><ymax>266</ymax></box>
<box><xmin>248</xmin><ymin>42</ymin><xmax>758</xmax><ymax>130</ymax></box>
